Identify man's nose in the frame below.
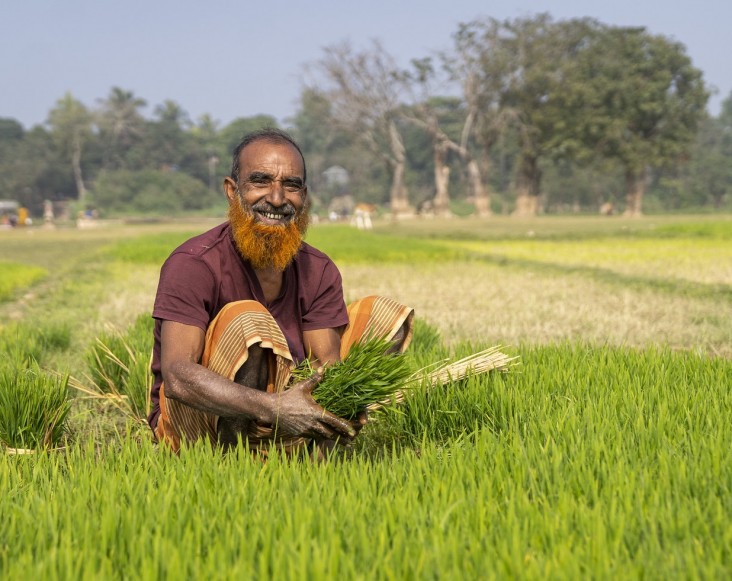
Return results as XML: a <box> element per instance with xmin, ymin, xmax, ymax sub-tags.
<box><xmin>267</xmin><ymin>180</ymin><xmax>286</xmax><ymax>205</ymax></box>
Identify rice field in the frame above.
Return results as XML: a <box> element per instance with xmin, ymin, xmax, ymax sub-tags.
<box><xmin>1</xmin><ymin>215</ymin><xmax>731</xmax><ymax>579</ymax></box>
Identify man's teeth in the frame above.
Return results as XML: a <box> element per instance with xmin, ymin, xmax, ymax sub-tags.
<box><xmin>262</xmin><ymin>211</ymin><xmax>287</xmax><ymax>220</ymax></box>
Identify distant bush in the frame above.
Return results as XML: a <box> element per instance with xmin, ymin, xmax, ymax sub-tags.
<box><xmin>90</xmin><ymin>169</ymin><xmax>217</xmax><ymax>215</ymax></box>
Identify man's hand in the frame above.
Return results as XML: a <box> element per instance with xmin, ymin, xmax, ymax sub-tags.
<box><xmin>266</xmin><ymin>371</ymin><xmax>356</xmax><ymax>441</ymax></box>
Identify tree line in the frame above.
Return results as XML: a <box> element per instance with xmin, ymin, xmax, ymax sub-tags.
<box><xmin>1</xmin><ymin>13</ymin><xmax>731</xmax><ymax>219</ymax></box>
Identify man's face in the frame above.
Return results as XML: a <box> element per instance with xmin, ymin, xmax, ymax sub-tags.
<box><xmin>225</xmin><ymin>140</ymin><xmax>307</xmax><ymax>224</ymax></box>
<box><xmin>224</xmin><ymin>139</ymin><xmax>310</xmax><ymax>271</ymax></box>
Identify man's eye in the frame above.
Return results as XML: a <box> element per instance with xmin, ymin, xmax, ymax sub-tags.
<box><xmin>283</xmin><ymin>182</ymin><xmax>304</xmax><ymax>192</ymax></box>
<box><xmin>250</xmin><ymin>178</ymin><xmax>270</xmax><ymax>187</ymax></box>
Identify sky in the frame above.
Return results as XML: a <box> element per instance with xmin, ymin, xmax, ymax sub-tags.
<box><xmin>2</xmin><ymin>0</ymin><xmax>730</xmax><ymax>130</ymax></box>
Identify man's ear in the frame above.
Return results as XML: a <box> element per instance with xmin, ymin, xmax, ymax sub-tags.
<box><xmin>223</xmin><ymin>177</ymin><xmax>237</xmax><ymax>202</ymax></box>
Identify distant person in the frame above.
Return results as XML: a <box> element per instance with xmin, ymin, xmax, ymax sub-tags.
<box><xmin>149</xmin><ymin>129</ymin><xmax>414</xmax><ymax>456</ymax></box>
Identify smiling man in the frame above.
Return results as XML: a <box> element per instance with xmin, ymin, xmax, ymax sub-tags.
<box><xmin>148</xmin><ymin>129</ymin><xmax>413</xmax><ymax>455</ymax></box>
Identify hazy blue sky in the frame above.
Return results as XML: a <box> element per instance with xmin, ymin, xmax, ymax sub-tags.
<box><xmin>2</xmin><ymin>0</ymin><xmax>729</xmax><ymax>129</ymax></box>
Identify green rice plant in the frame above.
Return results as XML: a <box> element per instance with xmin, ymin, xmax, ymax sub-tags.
<box><xmin>80</xmin><ymin>314</ymin><xmax>153</xmax><ymax>419</ymax></box>
<box><xmin>408</xmin><ymin>317</ymin><xmax>443</xmax><ymax>359</ymax></box>
<box><xmin>2</xmin><ymin>344</ymin><xmax>730</xmax><ymax>578</ymax></box>
<box><xmin>0</xmin><ymin>322</ymin><xmax>71</xmax><ymax>370</ymax></box>
<box><xmin>293</xmin><ymin>336</ymin><xmax>414</xmax><ymax>419</ymax></box>
<box><xmin>0</xmin><ymin>360</ymin><xmax>70</xmax><ymax>450</ymax></box>
<box><xmin>305</xmin><ymin>225</ymin><xmax>469</xmax><ymax>265</ymax></box>
<box><xmin>0</xmin><ymin>261</ymin><xmax>47</xmax><ymax>301</ymax></box>
<box><xmin>105</xmin><ymin>231</ymin><xmax>197</xmax><ymax>264</ymax></box>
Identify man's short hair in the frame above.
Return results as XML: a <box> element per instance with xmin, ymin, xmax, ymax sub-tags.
<box><xmin>230</xmin><ymin>128</ymin><xmax>307</xmax><ymax>183</ymax></box>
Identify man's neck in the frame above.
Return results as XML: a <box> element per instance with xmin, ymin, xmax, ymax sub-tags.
<box><xmin>254</xmin><ymin>266</ymin><xmax>284</xmax><ymax>304</ymax></box>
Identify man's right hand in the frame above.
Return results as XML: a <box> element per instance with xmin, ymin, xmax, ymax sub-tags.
<box><xmin>265</xmin><ymin>371</ymin><xmax>356</xmax><ymax>441</ymax></box>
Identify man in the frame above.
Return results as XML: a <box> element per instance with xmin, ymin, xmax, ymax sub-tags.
<box><xmin>149</xmin><ymin>129</ymin><xmax>413</xmax><ymax>455</ymax></box>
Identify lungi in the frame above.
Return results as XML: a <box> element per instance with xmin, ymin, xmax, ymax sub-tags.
<box><xmin>154</xmin><ymin>295</ymin><xmax>414</xmax><ymax>454</ymax></box>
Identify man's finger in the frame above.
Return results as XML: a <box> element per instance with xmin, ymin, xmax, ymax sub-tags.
<box><xmin>319</xmin><ymin>411</ymin><xmax>357</xmax><ymax>439</ymax></box>
<box><xmin>299</xmin><ymin>371</ymin><xmax>322</xmax><ymax>394</ymax></box>
<box><xmin>308</xmin><ymin>422</ymin><xmax>336</xmax><ymax>440</ymax></box>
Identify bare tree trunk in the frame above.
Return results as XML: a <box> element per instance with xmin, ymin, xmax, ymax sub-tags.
<box><xmin>72</xmin><ymin>132</ymin><xmax>87</xmax><ymax>204</ymax></box>
<box><xmin>623</xmin><ymin>168</ymin><xmax>645</xmax><ymax>217</ymax></box>
<box><xmin>388</xmin><ymin>120</ymin><xmax>412</xmax><ymax>218</ymax></box>
<box><xmin>468</xmin><ymin>159</ymin><xmax>491</xmax><ymax>217</ymax></box>
<box><xmin>513</xmin><ymin>154</ymin><xmax>540</xmax><ymax>216</ymax></box>
<box><xmin>433</xmin><ymin>140</ymin><xmax>452</xmax><ymax>217</ymax></box>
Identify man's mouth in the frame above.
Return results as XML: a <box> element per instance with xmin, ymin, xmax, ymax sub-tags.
<box><xmin>251</xmin><ymin>203</ymin><xmax>295</xmax><ymax>225</ymax></box>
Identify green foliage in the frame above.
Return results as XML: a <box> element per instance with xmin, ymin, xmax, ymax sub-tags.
<box><xmin>1</xmin><ymin>344</ymin><xmax>731</xmax><ymax>577</ymax></box>
<box><xmin>105</xmin><ymin>231</ymin><xmax>198</xmax><ymax>264</ymax></box>
<box><xmin>305</xmin><ymin>225</ymin><xmax>468</xmax><ymax>264</ymax></box>
<box><xmin>0</xmin><ymin>361</ymin><xmax>70</xmax><ymax>450</ymax></box>
<box><xmin>85</xmin><ymin>314</ymin><xmax>153</xmax><ymax>419</ymax></box>
<box><xmin>90</xmin><ymin>169</ymin><xmax>216</xmax><ymax>215</ymax></box>
<box><xmin>292</xmin><ymin>337</ymin><xmax>413</xmax><ymax>419</ymax></box>
<box><xmin>0</xmin><ymin>322</ymin><xmax>71</xmax><ymax>368</ymax></box>
<box><xmin>0</xmin><ymin>261</ymin><xmax>47</xmax><ymax>301</ymax></box>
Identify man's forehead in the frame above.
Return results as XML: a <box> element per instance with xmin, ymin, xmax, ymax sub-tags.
<box><xmin>239</xmin><ymin>139</ymin><xmax>304</xmax><ymax>175</ymax></box>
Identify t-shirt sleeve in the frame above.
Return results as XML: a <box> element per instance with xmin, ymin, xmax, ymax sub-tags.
<box><xmin>301</xmin><ymin>259</ymin><xmax>349</xmax><ymax>331</ymax></box>
<box><xmin>152</xmin><ymin>252</ymin><xmax>216</xmax><ymax>331</ymax></box>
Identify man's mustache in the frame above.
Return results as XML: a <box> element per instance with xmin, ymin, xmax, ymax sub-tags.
<box><xmin>251</xmin><ymin>201</ymin><xmax>296</xmax><ymax>216</ymax></box>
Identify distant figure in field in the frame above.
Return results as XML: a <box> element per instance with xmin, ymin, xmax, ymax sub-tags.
<box><xmin>600</xmin><ymin>201</ymin><xmax>614</xmax><ymax>216</ymax></box>
<box><xmin>351</xmin><ymin>203</ymin><xmax>375</xmax><ymax>230</ymax></box>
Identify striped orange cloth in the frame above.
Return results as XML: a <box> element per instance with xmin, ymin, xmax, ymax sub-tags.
<box><xmin>155</xmin><ymin>296</ymin><xmax>414</xmax><ymax>454</ymax></box>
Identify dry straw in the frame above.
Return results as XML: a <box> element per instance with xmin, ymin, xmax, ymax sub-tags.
<box><xmin>366</xmin><ymin>345</ymin><xmax>519</xmax><ymax>412</ymax></box>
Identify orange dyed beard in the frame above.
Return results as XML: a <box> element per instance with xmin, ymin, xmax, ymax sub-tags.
<box><xmin>228</xmin><ymin>196</ymin><xmax>309</xmax><ymax>271</ymax></box>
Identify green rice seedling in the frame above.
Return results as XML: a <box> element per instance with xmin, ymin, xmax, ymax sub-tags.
<box><xmin>79</xmin><ymin>314</ymin><xmax>153</xmax><ymax>420</ymax></box>
<box><xmin>0</xmin><ymin>360</ymin><xmax>70</xmax><ymax>450</ymax></box>
<box><xmin>106</xmin><ymin>232</ymin><xmax>197</xmax><ymax>264</ymax></box>
<box><xmin>409</xmin><ymin>317</ymin><xmax>443</xmax><ymax>359</ymax></box>
<box><xmin>293</xmin><ymin>336</ymin><xmax>414</xmax><ymax>419</ymax></box>
<box><xmin>0</xmin><ymin>261</ymin><xmax>47</xmax><ymax>301</ymax></box>
<box><xmin>0</xmin><ymin>322</ymin><xmax>71</xmax><ymax>370</ymax></box>
<box><xmin>304</xmin><ymin>225</ymin><xmax>468</xmax><ymax>265</ymax></box>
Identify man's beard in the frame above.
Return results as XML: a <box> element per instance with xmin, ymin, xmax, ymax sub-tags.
<box><xmin>228</xmin><ymin>196</ymin><xmax>310</xmax><ymax>271</ymax></box>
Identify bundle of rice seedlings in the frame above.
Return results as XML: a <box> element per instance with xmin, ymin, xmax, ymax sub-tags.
<box><xmin>293</xmin><ymin>339</ymin><xmax>519</xmax><ymax>420</ymax></box>
<box><xmin>292</xmin><ymin>337</ymin><xmax>414</xmax><ymax>419</ymax></box>
<box><xmin>0</xmin><ymin>359</ymin><xmax>70</xmax><ymax>451</ymax></box>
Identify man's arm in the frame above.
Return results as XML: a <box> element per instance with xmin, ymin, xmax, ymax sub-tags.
<box><xmin>303</xmin><ymin>327</ymin><xmax>342</xmax><ymax>366</ymax></box>
<box><xmin>160</xmin><ymin>320</ymin><xmax>355</xmax><ymax>440</ymax></box>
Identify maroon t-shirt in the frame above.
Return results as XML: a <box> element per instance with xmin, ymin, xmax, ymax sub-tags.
<box><xmin>148</xmin><ymin>222</ymin><xmax>349</xmax><ymax>429</ymax></box>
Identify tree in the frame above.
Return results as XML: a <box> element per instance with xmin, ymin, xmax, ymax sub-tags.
<box><xmin>192</xmin><ymin>113</ymin><xmax>222</xmax><ymax>190</ymax></box>
<box><xmin>685</xmin><ymin>92</ymin><xmax>732</xmax><ymax>209</ymax></box>
<box><xmin>96</xmin><ymin>87</ymin><xmax>147</xmax><ymax>170</ymax></box>
<box><xmin>317</xmin><ymin>41</ymin><xmax>413</xmax><ymax>216</ymax></box>
<box><xmin>47</xmin><ymin>92</ymin><xmax>93</xmax><ymax>202</ymax></box>
<box><xmin>444</xmin><ymin>19</ymin><xmax>516</xmax><ymax>216</ymax></box>
<box><xmin>402</xmin><ymin>59</ymin><xmax>478</xmax><ymax>217</ymax></box>
<box><xmin>494</xmin><ymin>15</ymin><xmax>605</xmax><ymax>216</ymax></box>
<box><xmin>573</xmin><ymin>26</ymin><xmax>708</xmax><ymax>216</ymax></box>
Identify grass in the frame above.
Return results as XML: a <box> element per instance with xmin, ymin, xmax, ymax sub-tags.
<box><xmin>0</xmin><ymin>261</ymin><xmax>47</xmax><ymax>301</ymax></box>
<box><xmin>1</xmin><ymin>344</ymin><xmax>730</xmax><ymax>578</ymax></box>
<box><xmin>79</xmin><ymin>314</ymin><xmax>154</xmax><ymax>421</ymax></box>
<box><xmin>0</xmin><ymin>361</ymin><xmax>70</xmax><ymax>450</ymax></box>
<box><xmin>1</xmin><ymin>214</ymin><xmax>731</xmax><ymax>577</ymax></box>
